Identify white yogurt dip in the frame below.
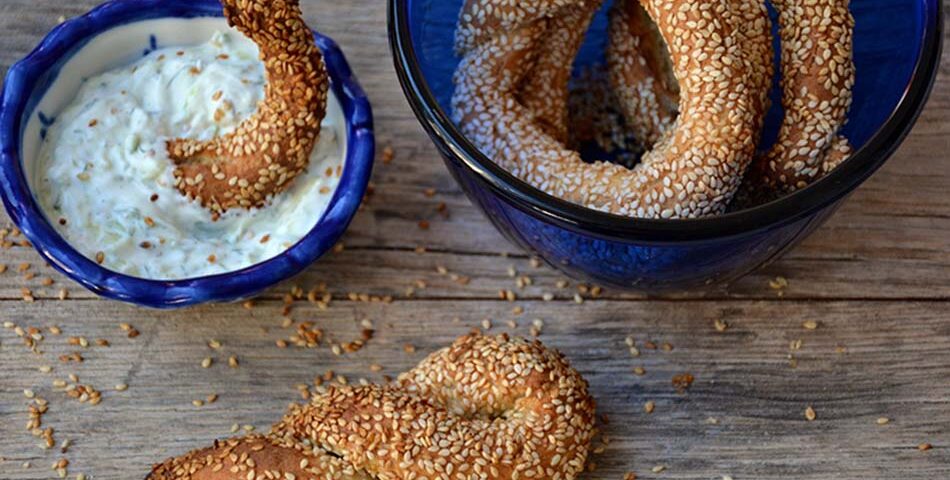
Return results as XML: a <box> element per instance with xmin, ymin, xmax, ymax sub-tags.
<box><xmin>35</xmin><ymin>31</ymin><xmax>345</xmax><ymax>280</ymax></box>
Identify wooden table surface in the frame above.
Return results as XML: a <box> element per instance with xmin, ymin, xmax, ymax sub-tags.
<box><xmin>1</xmin><ymin>1</ymin><xmax>948</xmax><ymax>479</ymax></box>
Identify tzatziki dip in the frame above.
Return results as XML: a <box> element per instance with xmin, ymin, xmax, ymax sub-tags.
<box><xmin>35</xmin><ymin>31</ymin><xmax>345</xmax><ymax>280</ymax></box>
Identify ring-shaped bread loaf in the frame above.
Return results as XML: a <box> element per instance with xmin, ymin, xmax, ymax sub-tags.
<box><xmin>607</xmin><ymin>0</ymin><xmax>855</xmax><ymax>205</ymax></box>
<box><xmin>453</xmin><ymin>0</ymin><xmax>773</xmax><ymax>218</ymax></box>
<box><xmin>146</xmin><ymin>334</ymin><xmax>595</xmax><ymax>480</ymax></box>
<box><xmin>274</xmin><ymin>333</ymin><xmax>596</xmax><ymax>480</ymax></box>
<box><xmin>146</xmin><ymin>435</ymin><xmax>370</xmax><ymax>480</ymax></box>
<box><xmin>168</xmin><ymin>0</ymin><xmax>330</xmax><ymax>216</ymax></box>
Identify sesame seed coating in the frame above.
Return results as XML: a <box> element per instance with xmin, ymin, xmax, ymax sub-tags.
<box><xmin>606</xmin><ymin>0</ymin><xmax>856</xmax><ymax>207</ymax></box>
<box><xmin>167</xmin><ymin>0</ymin><xmax>329</xmax><ymax>215</ymax></box>
<box><xmin>453</xmin><ymin>0</ymin><xmax>772</xmax><ymax>219</ymax></box>
<box><xmin>742</xmin><ymin>0</ymin><xmax>856</xmax><ymax>201</ymax></box>
<box><xmin>146</xmin><ymin>434</ymin><xmax>371</xmax><ymax>480</ymax></box>
<box><xmin>519</xmin><ymin>3</ymin><xmax>601</xmax><ymax>143</ymax></box>
<box><xmin>275</xmin><ymin>333</ymin><xmax>596</xmax><ymax>480</ymax></box>
<box><xmin>140</xmin><ymin>334</ymin><xmax>593</xmax><ymax>480</ymax></box>
<box><xmin>609</xmin><ymin>0</ymin><xmax>774</xmax><ymax>150</ymax></box>
<box><xmin>607</xmin><ymin>0</ymin><xmax>679</xmax><ymax>147</ymax></box>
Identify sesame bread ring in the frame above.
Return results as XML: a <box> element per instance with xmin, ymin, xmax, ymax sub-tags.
<box><xmin>742</xmin><ymin>0</ymin><xmax>856</xmax><ymax>200</ymax></box>
<box><xmin>606</xmin><ymin>0</ymin><xmax>679</xmax><ymax>147</ymax></box>
<box><xmin>607</xmin><ymin>0</ymin><xmax>773</xmax><ymax>150</ymax></box>
<box><xmin>607</xmin><ymin>0</ymin><xmax>856</xmax><ymax>204</ymax></box>
<box><xmin>275</xmin><ymin>333</ymin><xmax>596</xmax><ymax>480</ymax></box>
<box><xmin>519</xmin><ymin>2</ymin><xmax>603</xmax><ymax>143</ymax></box>
<box><xmin>167</xmin><ymin>0</ymin><xmax>330</xmax><ymax>216</ymax></box>
<box><xmin>453</xmin><ymin>0</ymin><xmax>772</xmax><ymax>218</ymax></box>
<box><xmin>146</xmin><ymin>434</ymin><xmax>370</xmax><ymax>480</ymax></box>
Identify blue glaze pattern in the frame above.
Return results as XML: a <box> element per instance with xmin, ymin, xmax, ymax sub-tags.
<box><xmin>142</xmin><ymin>34</ymin><xmax>159</xmax><ymax>56</ymax></box>
<box><xmin>0</xmin><ymin>0</ymin><xmax>374</xmax><ymax>308</ymax></box>
<box><xmin>389</xmin><ymin>0</ymin><xmax>942</xmax><ymax>291</ymax></box>
<box><xmin>37</xmin><ymin>111</ymin><xmax>55</xmax><ymax>140</ymax></box>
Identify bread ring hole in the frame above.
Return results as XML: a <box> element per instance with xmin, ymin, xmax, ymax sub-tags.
<box><xmin>436</xmin><ymin>385</ymin><xmax>522</xmax><ymax>422</ymax></box>
<box><xmin>292</xmin><ymin>437</ymin><xmax>382</xmax><ymax>479</ymax></box>
<box><xmin>628</xmin><ymin>1</ymin><xmax>680</xmax><ymax>121</ymax></box>
<box><xmin>573</xmin><ymin>0</ymin><xmax>684</xmax><ymax>165</ymax></box>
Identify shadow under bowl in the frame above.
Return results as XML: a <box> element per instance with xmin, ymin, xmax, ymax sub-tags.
<box><xmin>389</xmin><ymin>0</ymin><xmax>943</xmax><ymax>291</ymax></box>
<box><xmin>0</xmin><ymin>0</ymin><xmax>374</xmax><ymax>308</ymax></box>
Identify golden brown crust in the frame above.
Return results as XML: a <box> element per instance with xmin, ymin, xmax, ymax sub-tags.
<box><xmin>607</xmin><ymin>0</ymin><xmax>774</xmax><ymax>151</ymax></box>
<box><xmin>144</xmin><ymin>335</ymin><xmax>594</xmax><ymax>480</ymax></box>
<box><xmin>607</xmin><ymin>0</ymin><xmax>856</xmax><ymax>206</ymax></box>
<box><xmin>145</xmin><ymin>435</ymin><xmax>370</xmax><ymax>480</ymax></box>
<box><xmin>518</xmin><ymin>3</ymin><xmax>602</xmax><ymax>143</ymax></box>
<box><xmin>275</xmin><ymin>333</ymin><xmax>596</xmax><ymax>480</ymax></box>
<box><xmin>452</xmin><ymin>0</ymin><xmax>772</xmax><ymax>219</ymax></box>
<box><xmin>607</xmin><ymin>0</ymin><xmax>679</xmax><ymax>148</ymax></box>
<box><xmin>168</xmin><ymin>0</ymin><xmax>329</xmax><ymax>216</ymax></box>
<box><xmin>742</xmin><ymin>0</ymin><xmax>856</xmax><ymax>200</ymax></box>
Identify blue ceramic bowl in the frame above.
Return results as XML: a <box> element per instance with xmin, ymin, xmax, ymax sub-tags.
<box><xmin>0</xmin><ymin>0</ymin><xmax>374</xmax><ymax>308</ymax></box>
<box><xmin>389</xmin><ymin>0</ymin><xmax>943</xmax><ymax>291</ymax></box>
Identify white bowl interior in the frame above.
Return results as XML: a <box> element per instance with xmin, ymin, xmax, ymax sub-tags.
<box><xmin>22</xmin><ymin>17</ymin><xmax>346</xmax><ymax>190</ymax></box>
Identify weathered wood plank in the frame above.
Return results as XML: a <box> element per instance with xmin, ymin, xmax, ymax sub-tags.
<box><xmin>0</xmin><ymin>231</ymin><xmax>948</xmax><ymax>302</ymax></box>
<box><xmin>0</xmin><ymin>300</ymin><xmax>948</xmax><ymax>479</ymax></box>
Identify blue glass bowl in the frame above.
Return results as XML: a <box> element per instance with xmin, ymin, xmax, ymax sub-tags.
<box><xmin>0</xmin><ymin>0</ymin><xmax>374</xmax><ymax>308</ymax></box>
<box><xmin>389</xmin><ymin>0</ymin><xmax>943</xmax><ymax>291</ymax></box>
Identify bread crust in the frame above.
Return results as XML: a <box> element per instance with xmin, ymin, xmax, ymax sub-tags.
<box><xmin>452</xmin><ymin>0</ymin><xmax>772</xmax><ymax>219</ymax></box>
<box><xmin>275</xmin><ymin>333</ymin><xmax>597</xmax><ymax>480</ymax></box>
<box><xmin>146</xmin><ymin>435</ymin><xmax>370</xmax><ymax>480</ymax></box>
<box><xmin>606</xmin><ymin>0</ymin><xmax>856</xmax><ymax>205</ymax></box>
<box><xmin>168</xmin><ymin>0</ymin><xmax>330</xmax><ymax>216</ymax></box>
<box><xmin>145</xmin><ymin>334</ymin><xmax>595</xmax><ymax>480</ymax></box>
<box><xmin>743</xmin><ymin>0</ymin><xmax>856</xmax><ymax>200</ymax></box>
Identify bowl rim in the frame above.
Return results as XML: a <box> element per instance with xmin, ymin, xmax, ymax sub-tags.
<box><xmin>388</xmin><ymin>0</ymin><xmax>944</xmax><ymax>243</ymax></box>
<box><xmin>0</xmin><ymin>0</ymin><xmax>375</xmax><ymax>309</ymax></box>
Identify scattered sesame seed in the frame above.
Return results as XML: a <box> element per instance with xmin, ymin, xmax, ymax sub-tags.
<box><xmin>672</xmin><ymin>372</ymin><xmax>695</xmax><ymax>393</ymax></box>
<box><xmin>769</xmin><ymin>277</ymin><xmax>789</xmax><ymax>290</ymax></box>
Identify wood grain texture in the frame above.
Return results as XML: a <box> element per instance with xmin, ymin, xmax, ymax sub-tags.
<box><xmin>0</xmin><ymin>1</ymin><xmax>948</xmax><ymax>479</ymax></box>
